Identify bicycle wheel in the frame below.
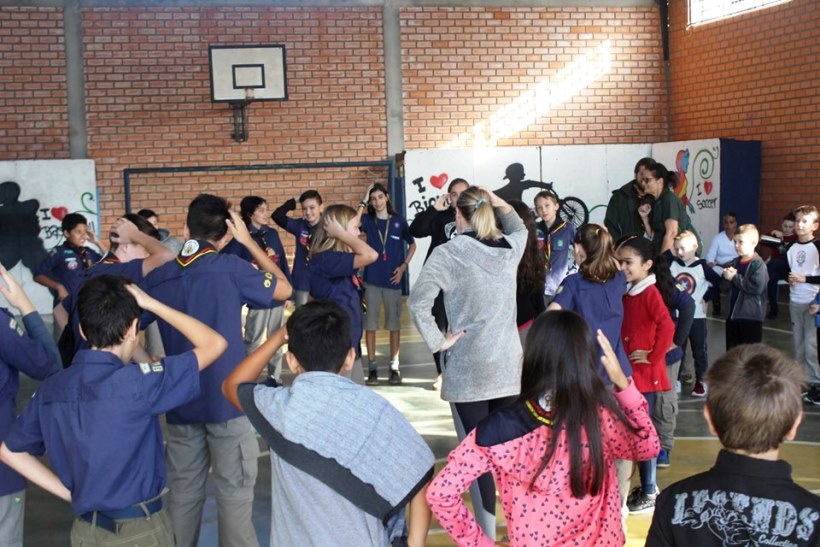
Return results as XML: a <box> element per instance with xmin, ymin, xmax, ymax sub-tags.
<box><xmin>559</xmin><ymin>197</ymin><xmax>589</xmax><ymax>228</ymax></box>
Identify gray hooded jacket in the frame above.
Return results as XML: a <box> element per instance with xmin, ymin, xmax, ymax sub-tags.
<box><xmin>409</xmin><ymin>209</ymin><xmax>527</xmax><ymax>403</ymax></box>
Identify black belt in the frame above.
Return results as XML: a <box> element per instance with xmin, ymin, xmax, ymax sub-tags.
<box><xmin>79</xmin><ymin>498</ymin><xmax>162</xmax><ymax>534</ymax></box>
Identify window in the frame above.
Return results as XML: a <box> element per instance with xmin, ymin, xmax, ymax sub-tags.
<box><xmin>688</xmin><ymin>0</ymin><xmax>792</xmax><ymax>26</ymax></box>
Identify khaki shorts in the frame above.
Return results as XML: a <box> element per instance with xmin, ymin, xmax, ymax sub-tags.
<box><xmin>363</xmin><ymin>284</ymin><xmax>402</xmax><ymax>331</ymax></box>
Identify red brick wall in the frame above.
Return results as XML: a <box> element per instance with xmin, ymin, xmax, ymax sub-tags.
<box><xmin>0</xmin><ymin>7</ymin><xmax>69</xmax><ymax>159</ymax></box>
<box><xmin>82</xmin><ymin>6</ymin><xmax>386</xmax><ymax>232</ymax></box>
<box><xmin>667</xmin><ymin>0</ymin><xmax>820</xmax><ymax>231</ymax></box>
<box><xmin>401</xmin><ymin>6</ymin><xmax>668</xmax><ymax>148</ymax></box>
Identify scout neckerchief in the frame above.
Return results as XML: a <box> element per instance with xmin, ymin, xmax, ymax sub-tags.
<box><xmin>176</xmin><ymin>239</ymin><xmax>217</xmax><ymax>267</ymax></box>
<box><xmin>352</xmin><ymin>271</ymin><xmax>367</xmax><ymax>314</ymax></box>
<box><xmin>251</xmin><ymin>226</ymin><xmax>279</xmax><ymax>269</ymax></box>
<box><xmin>68</xmin><ymin>244</ymin><xmax>95</xmax><ymax>269</ymax></box>
<box><xmin>301</xmin><ymin>224</ymin><xmax>315</xmax><ymax>264</ymax></box>
<box><xmin>525</xmin><ymin>393</ymin><xmax>555</xmax><ymax>427</ymax></box>
<box><xmin>99</xmin><ymin>251</ymin><xmax>120</xmax><ymax>265</ymax></box>
<box><xmin>375</xmin><ymin>215</ymin><xmax>392</xmax><ymax>262</ymax></box>
<box><xmin>543</xmin><ymin>218</ymin><xmax>567</xmax><ymax>267</ymax></box>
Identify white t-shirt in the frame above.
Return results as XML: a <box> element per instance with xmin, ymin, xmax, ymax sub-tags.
<box><xmin>787</xmin><ymin>239</ymin><xmax>820</xmax><ymax>304</ymax></box>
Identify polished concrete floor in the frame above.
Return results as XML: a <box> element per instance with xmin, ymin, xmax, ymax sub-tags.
<box><xmin>14</xmin><ymin>290</ymin><xmax>820</xmax><ymax>546</ymax></box>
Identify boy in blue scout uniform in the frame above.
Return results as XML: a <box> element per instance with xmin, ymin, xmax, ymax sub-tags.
<box><xmin>222</xmin><ymin>196</ymin><xmax>292</xmax><ymax>381</ymax></box>
<box><xmin>0</xmin><ymin>265</ymin><xmax>60</xmax><ymax>547</ymax></box>
<box><xmin>0</xmin><ymin>274</ymin><xmax>227</xmax><ymax>546</ymax></box>
<box><xmin>59</xmin><ymin>214</ymin><xmax>176</xmax><ymax>362</ymax></box>
<box><xmin>34</xmin><ymin>212</ymin><xmax>103</xmax><ymax>308</ymax></box>
<box><xmin>271</xmin><ymin>189</ymin><xmax>323</xmax><ymax>307</ymax></box>
<box><xmin>141</xmin><ymin>194</ymin><xmax>292</xmax><ymax>547</ymax></box>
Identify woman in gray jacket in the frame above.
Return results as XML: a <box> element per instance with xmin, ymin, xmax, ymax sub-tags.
<box><xmin>408</xmin><ymin>186</ymin><xmax>527</xmax><ymax>540</ymax></box>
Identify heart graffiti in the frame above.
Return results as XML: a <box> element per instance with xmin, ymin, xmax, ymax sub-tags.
<box><xmin>703</xmin><ymin>180</ymin><xmax>713</xmax><ymax>195</ymax></box>
<box><xmin>50</xmin><ymin>206</ymin><xmax>68</xmax><ymax>220</ymax></box>
<box><xmin>430</xmin><ymin>173</ymin><xmax>449</xmax><ymax>189</ymax></box>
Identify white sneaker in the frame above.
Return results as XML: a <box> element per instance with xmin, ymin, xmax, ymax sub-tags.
<box><xmin>675</xmin><ymin>380</ymin><xmax>681</xmax><ymax>395</ymax></box>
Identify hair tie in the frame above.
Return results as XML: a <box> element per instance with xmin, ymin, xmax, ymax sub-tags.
<box><xmin>474</xmin><ymin>198</ymin><xmax>486</xmax><ymax>207</ymax></box>
<box><xmin>594</xmin><ymin>228</ymin><xmax>600</xmax><ymax>236</ymax></box>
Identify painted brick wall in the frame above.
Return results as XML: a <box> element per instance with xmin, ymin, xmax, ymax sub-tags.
<box><xmin>0</xmin><ymin>7</ymin><xmax>69</xmax><ymax>159</ymax></box>
<box><xmin>82</xmin><ymin>6</ymin><xmax>386</xmax><ymax>233</ymax></box>
<box><xmin>400</xmin><ymin>6</ymin><xmax>668</xmax><ymax>149</ymax></box>
<box><xmin>667</xmin><ymin>0</ymin><xmax>820</xmax><ymax>232</ymax></box>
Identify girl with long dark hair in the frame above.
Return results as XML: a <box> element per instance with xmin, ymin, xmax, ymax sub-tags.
<box><xmin>427</xmin><ymin>310</ymin><xmax>659</xmax><ymax>545</ymax></box>
<box><xmin>509</xmin><ymin>200</ymin><xmax>547</xmax><ymax>345</ymax></box>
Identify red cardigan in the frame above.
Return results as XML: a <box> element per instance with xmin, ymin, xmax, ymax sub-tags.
<box><xmin>621</xmin><ymin>281</ymin><xmax>675</xmax><ymax>393</ymax></box>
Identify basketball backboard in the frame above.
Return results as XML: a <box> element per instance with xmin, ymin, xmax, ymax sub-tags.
<box><xmin>209</xmin><ymin>45</ymin><xmax>287</xmax><ymax>102</ymax></box>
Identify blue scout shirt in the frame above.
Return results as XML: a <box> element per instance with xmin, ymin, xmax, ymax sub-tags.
<box><xmin>271</xmin><ymin>199</ymin><xmax>318</xmax><ymax>293</ymax></box>
<box><xmin>551</xmin><ymin>271</ymin><xmax>633</xmax><ymax>380</ymax></box>
<box><xmin>221</xmin><ymin>224</ymin><xmax>291</xmax><ymax>308</ymax></box>
<box><xmin>142</xmin><ymin>240</ymin><xmax>277</xmax><ymax>424</ymax></box>
<box><xmin>0</xmin><ymin>309</ymin><xmax>59</xmax><ymax>496</ymax></box>
<box><xmin>35</xmin><ymin>243</ymin><xmax>102</xmax><ymax>305</ymax></box>
<box><xmin>360</xmin><ymin>214</ymin><xmax>414</xmax><ymax>289</ymax></box>
<box><xmin>60</xmin><ymin>253</ymin><xmax>147</xmax><ymax>356</ymax></box>
<box><xmin>308</xmin><ymin>251</ymin><xmax>362</xmax><ymax>352</ymax></box>
<box><xmin>4</xmin><ymin>349</ymin><xmax>199</xmax><ymax>514</ymax></box>
<box><xmin>536</xmin><ymin>218</ymin><xmax>576</xmax><ymax>297</ymax></box>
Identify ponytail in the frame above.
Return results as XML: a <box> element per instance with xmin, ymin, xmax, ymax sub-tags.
<box><xmin>456</xmin><ymin>187</ymin><xmax>502</xmax><ymax>241</ymax></box>
<box><xmin>574</xmin><ymin>224</ymin><xmax>620</xmax><ymax>282</ymax></box>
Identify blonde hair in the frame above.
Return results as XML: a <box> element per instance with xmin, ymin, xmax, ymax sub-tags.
<box><xmin>674</xmin><ymin>230</ymin><xmax>698</xmax><ymax>245</ymax></box>
<box><xmin>736</xmin><ymin>223</ymin><xmax>760</xmax><ymax>244</ymax></box>
<box><xmin>309</xmin><ymin>204</ymin><xmax>357</xmax><ymax>257</ymax></box>
<box><xmin>456</xmin><ymin>187</ymin><xmax>501</xmax><ymax>241</ymax></box>
<box><xmin>794</xmin><ymin>205</ymin><xmax>819</xmax><ymax>224</ymax></box>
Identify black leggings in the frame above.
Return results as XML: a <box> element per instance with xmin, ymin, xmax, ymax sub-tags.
<box><xmin>452</xmin><ymin>396</ymin><xmax>516</xmax><ymax>516</ymax></box>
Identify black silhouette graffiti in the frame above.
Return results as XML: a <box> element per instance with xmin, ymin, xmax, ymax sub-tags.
<box><xmin>0</xmin><ymin>181</ymin><xmax>48</xmax><ymax>272</ymax></box>
<box><xmin>495</xmin><ymin>163</ymin><xmax>589</xmax><ymax>228</ymax></box>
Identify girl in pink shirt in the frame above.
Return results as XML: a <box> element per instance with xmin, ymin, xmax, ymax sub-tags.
<box><xmin>427</xmin><ymin>310</ymin><xmax>659</xmax><ymax>546</ymax></box>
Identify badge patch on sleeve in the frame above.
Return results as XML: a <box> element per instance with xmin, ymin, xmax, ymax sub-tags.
<box><xmin>138</xmin><ymin>361</ymin><xmax>164</xmax><ymax>374</ymax></box>
<box><xmin>9</xmin><ymin>317</ymin><xmax>23</xmax><ymax>336</ymax></box>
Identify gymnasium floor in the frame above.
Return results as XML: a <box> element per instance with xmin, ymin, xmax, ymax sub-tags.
<box><xmin>15</xmin><ymin>293</ymin><xmax>820</xmax><ymax>546</ymax></box>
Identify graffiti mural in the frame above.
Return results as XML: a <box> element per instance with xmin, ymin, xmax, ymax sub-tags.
<box><xmin>0</xmin><ymin>160</ymin><xmax>98</xmax><ymax>314</ymax></box>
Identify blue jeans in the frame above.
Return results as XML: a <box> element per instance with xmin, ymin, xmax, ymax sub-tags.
<box><xmin>681</xmin><ymin>318</ymin><xmax>708</xmax><ymax>382</ymax></box>
<box><xmin>638</xmin><ymin>391</ymin><xmax>657</xmax><ymax>495</ymax></box>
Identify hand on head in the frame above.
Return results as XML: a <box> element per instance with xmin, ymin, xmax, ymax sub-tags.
<box><xmin>0</xmin><ymin>264</ymin><xmax>35</xmax><ymax>315</ymax></box>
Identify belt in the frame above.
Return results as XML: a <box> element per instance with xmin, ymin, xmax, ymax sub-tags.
<box><xmin>79</xmin><ymin>498</ymin><xmax>162</xmax><ymax>534</ymax></box>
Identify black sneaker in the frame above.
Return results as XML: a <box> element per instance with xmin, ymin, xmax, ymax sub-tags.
<box><xmin>804</xmin><ymin>384</ymin><xmax>820</xmax><ymax>405</ymax></box>
<box><xmin>627</xmin><ymin>489</ymin><xmax>658</xmax><ymax>514</ymax></box>
<box><xmin>389</xmin><ymin>370</ymin><xmax>402</xmax><ymax>385</ymax></box>
<box><xmin>366</xmin><ymin>370</ymin><xmax>378</xmax><ymax>386</ymax></box>
<box><xmin>766</xmin><ymin>309</ymin><xmax>777</xmax><ymax>319</ymax></box>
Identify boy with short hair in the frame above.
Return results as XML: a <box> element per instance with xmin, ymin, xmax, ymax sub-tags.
<box><xmin>143</xmin><ymin>194</ymin><xmax>291</xmax><ymax>547</ymax></box>
<box><xmin>669</xmin><ymin>231</ymin><xmax>722</xmax><ymax>396</ymax></box>
<box><xmin>0</xmin><ymin>275</ymin><xmax>227</xmax><ymax>546</ymax></box>
<box><xmin>34</xmin><ymin>213</ymin><xmax>103</xmax><ymax>307</ymax></box>
<box><xmin>647</xmin><ymin>344</ymin><xmax>820</xmax><ymax>545</ymax></box>
<box><xmin>786</xmin><ymin>205</ymin><xmax>820</xmax><ymax>403</ymax></box>
<box><xmin>722</xmin><ymin>224</ymin><xmax>768</xmax><ymax>349</ymax></box>
<box><xmin>271</xmin><ymin>189</ymin><xmax>324</xmax><ymax>307</ymax></box>
<box><xmin>534</xmin><ymin>189</ymin><xmax>576</xmax><ymax>303</ymax></box>
<box><xmin>223</xmin><ymin>300</ymin><xmax>434</xmax><ymax>547</ymax></box>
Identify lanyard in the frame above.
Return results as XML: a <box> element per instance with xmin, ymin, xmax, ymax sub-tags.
<box><xmin>377</xmin><ymin>216</ymin><xmax>391</xmax><ymax>261</ymax></box>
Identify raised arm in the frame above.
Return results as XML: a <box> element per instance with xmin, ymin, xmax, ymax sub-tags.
<box><xmin>323</xmin><ymin>215</ymin><xmax>378</xmax><ymax>269</ymax></box>
<box><xmin>271</xmin><ymin>198</ymin><xmax>297</xmax><ymax>229</ymax></box>
<box><xmin>111</xmin><ymin>217</ymin><xmax>175</xmax><ymax>276</ymax></box>
<box><xmin>227</xmin><ymin>210</ymin><xmax>292</xmax><ymax>301</ymax></box>
<box><xmin>125</xmin><ymin>284</ymin><xmax>227</xmax><ymax>370</ymax></box>
<box><xmin>222</xmin><ymin>326</ymin><xmax>287</xmax><ymax>410</ymax></box>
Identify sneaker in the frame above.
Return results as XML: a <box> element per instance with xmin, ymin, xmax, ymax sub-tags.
<box><xmin>366</xmin><ymin>370</ymin><xmax>379</xmax><ymax>386</ymax></box>
<box><xmin>674</xmin><ymin>381</ymin><xmax>681</xmax><ymax>395</ymax></box>
<box><xmin>692</xmin><ymin>381</ymin><xmax>707</xmax><ymax>397</ymax></box>
<box><xmin>805</xmin><ymin>384</ymin><xmax>820</xmax><ymax>405</ymax></box>
<box><xmin>657</xmin><ymin>449</ymin><xmax>671</xmax><ymax>468</ymax></box>
<box><xmin>389</xmin><ymin>370</ymin><xmax>402</xmax><ymax>385</ymax></box>
<box><xmin>432</xmin><ymin>374</ymin><xmax>442</xmax><ymax>391</ymax></box>
<box><xmin>627</xmin><ymin>489</ymin><xmax>658</xmax><ymax>514</ymax></box>
<box><xmin>626</xmin><ymin>486</ymin><xmax>642</xmax><ymax>506</ymax></box>
<box><xmin>766</xmin><ymin>309</ymin><xmax>777</xmax><ymax>319</ymax></box>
